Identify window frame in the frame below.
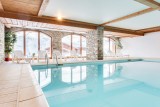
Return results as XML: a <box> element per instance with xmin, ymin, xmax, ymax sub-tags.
<box><xmin>103</xmin><ymin>36</ymin><xmax>116</xmax><ymax>54</ymax></box>
<box><xmin>62</xmin><ymin>34</ymin><xmax>86</xmax><ymax>56</ymax></box>
<box><xmin>13</xmin><ymin>30</ymin><xmax>52</xmax><ymax>58</ymax></box>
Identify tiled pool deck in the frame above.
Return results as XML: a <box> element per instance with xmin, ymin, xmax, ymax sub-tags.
<box><xmin>0</xmin><ymin>57</ymin><xmax>143</xmax><ymax>107</ymax></box>
<box><xmin>0</xmin><ymin>63</ymin><xmax>49</xmax><ymax>107</ymax></box>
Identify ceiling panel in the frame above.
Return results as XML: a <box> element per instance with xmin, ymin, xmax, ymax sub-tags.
<box><xmin>43</xmin><ymin>0</ymin><xmax>148</xmax><ymax>24</ymax></box>
<box><xmin>8</xmin><ymin>0</ymin><xmax>43</xmax><ymax>5</ymax></box>
<box><xmin>107</xmin><ymin>10</ymin><xmax>160</xmax><ymax>30</ymax></box>
<box><xmin>1</xmin><ymin>0</ymin><xmax>42</xmax><ymax>15</ymax></box>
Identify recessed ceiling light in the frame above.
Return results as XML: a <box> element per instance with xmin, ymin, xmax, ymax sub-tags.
<box><xmin>57</xmin><ymin>15</ymin><xmax>62</xmax><ymax>20</ymax></box>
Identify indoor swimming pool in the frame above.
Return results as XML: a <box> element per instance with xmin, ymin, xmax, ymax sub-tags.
<box><xmin>32</xmin><ymin>60</ymin><xmax>160</xmax><ymax>107</ymax></box>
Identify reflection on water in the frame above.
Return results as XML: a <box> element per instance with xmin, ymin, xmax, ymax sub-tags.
<box><xmin>34</xmin><ymin>64</ymin><xmax>117</xmax><ymax>88</ymax></box>
<box><xmin>33</xmin><ymin>61</ymin><xmax>160</xmax><ymax>107</ymax></box>
<box><xmin>61</xmin><ymin>66</ymin><xmax>87</xmax><ymax>84</ymax></box>
<box><xmin>34</xmin><ymin>69</ymin><xmax>51</xmax><ymax>88</ymax></box>
<box><xmin>33</xmin><ymin>63</ymin><xmax>123</xmax><ymax>107</ymax></box>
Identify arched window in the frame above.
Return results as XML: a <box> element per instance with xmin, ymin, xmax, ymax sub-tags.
<box><xmin>14</xmin><ymin>31</ymin><xmax>24</xmax><ymax>53</ymax></box>
<box><xmin>14</xmin><ymin>31</ymin><xmax>52</xmax><ymax>57</ymax></box>
<box><xmin>62</xmin><ymin>34</ymin><xmax>86</xmax><ymax>56</ymax></box>
<box><xmin>25</xmin><ymin>31</ymin><xmax>38</xmax><ymax>56</ymax></box>
<box><xmin>62</xmin><ymin>35</ymin><xmax>71</xmax><ymax>56</ymax></box>
<box><xmin>103</xmin><ymin>37</ymin><xmax>115</xmax><ymax>55</ymax></box>
<box><xmin>40</xmin><ymin>32</ymin><xmax>52</xmax><ymax>57</ymax></box>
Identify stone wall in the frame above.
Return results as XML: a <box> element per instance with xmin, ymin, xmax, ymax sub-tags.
<box><xmin>86</xmin><ymin>27</ymin><xmax>104</xmax><ymax>60</ymax></box>
<box><xmin>41</xmin><ymin>31</ymin><xmax>70</xmax><ymax>53</ymax></box>
<box><xmin>86</xmin><ymin>30</ymin><xmax>98</xmax><ymax>60</ymax></box>
<box><xmin>97</xmin><ymin>26</ymin><xmax>104</xmax><ymax>60</ymax></box>
<box><xmin>0</xmin><ymin>22</ymin><xmax>4</xmax><ymax>63</ymax></box>
<box><xmin>9</xmin><ymin>27</ymin><xmax>104</xmax><ymax>60</ymax></box>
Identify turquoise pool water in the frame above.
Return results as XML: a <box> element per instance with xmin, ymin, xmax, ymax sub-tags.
<box><xmin>32</xmin><ymin>61</ymin><xmax>160</xmax><ymax>107</ymax></box>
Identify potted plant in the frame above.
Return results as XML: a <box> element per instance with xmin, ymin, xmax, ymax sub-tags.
<box><xmin>5</xmin><ymin>31</ymin><xmax>17</xmax><ymax>61</ymax></box>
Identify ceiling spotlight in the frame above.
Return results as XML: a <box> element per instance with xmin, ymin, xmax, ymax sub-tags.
<box><xmin>57</xmin><ymin>15</ymin><xmax>62</xmax><ymax>20</ymax></box>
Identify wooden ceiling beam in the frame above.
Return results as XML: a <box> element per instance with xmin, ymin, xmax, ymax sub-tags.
<box><xmin>0</xmin><ymin>1</ymin><xmax>4</xmax><ymax>11</ymax></box>
<box><xmin>104</xmin><ymin>26</ymin><xmax>144</xmax><ymax>36</ymax></box>
<box><xmin>100</xmin><ymin>8</ymin><xmax>157</xmax><ymax>26</ymax></box>
<box><xmin>100</xmin><ymin>0</ymin><xmax>160</xmax><ymax>26</ymax></box>
<box><xmin>0</xmin><ymin>11</ymin><xmax>97</xmax><ymax>29</ymax></box>
<box><xmin>38</xmin><ymin>0</ymin><xmax>49</xmax><ymax>16</ymax></box>
<box><xmin>0</xmin><ymin>11</ymin><xmax>144</xmax><ymax>36</ymax></box>
<box><xmin>135</xmin><ymin>0</ymin><xmax>160</xmax><ymax>8</ymax></box>
<box><xmin>137</xmin><ymin>26</ymin><xmax>160</xmax><ymax>33</ymax></box>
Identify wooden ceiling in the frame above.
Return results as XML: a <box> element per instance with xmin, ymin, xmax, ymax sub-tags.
<box><xmin>0</xmin><ymin>0</ymin><xmax>159</xmax><ymax>37</ymax></box>
<box><xmin>1</xmin><ymin>0</ymin><xmax>43</xmax><ymax>15</ymax></box>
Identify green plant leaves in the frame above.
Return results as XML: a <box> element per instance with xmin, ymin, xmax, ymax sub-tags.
<box><xmin>5</xmin><ymin>31</ymin><xmax>17</xmax><ymax>54</ymax></box>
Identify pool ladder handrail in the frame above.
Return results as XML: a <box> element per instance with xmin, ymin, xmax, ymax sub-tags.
<box><xmin>52</xmin><ymin>50</ymin><xmax>63</xmax><ymax>66</ymax></box>
<box><xmin>45</xmin><ymin>53</ymin><xmax>49</xmax><ymax>67</ymax></box>
<box><xmin>52</xmin><ymin>53</ymin><xmax>59</xmax><ymax>66</ymax></box>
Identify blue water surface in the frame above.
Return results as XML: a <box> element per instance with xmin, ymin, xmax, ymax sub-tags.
<box><xmin>32</xmin><ymin>61</ymin><xmax>160</xmax><ymax>107</ymax></box>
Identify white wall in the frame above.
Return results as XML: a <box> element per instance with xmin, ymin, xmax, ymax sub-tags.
<box><xmin>121</xmin><ymin>31</ymin><xmax>160</xmax><ymax>58</ymax></box>
<box><xmin>0</xmin><ymin>21</ymin><xmax>4</xmax><ymax>62</ymax></box>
